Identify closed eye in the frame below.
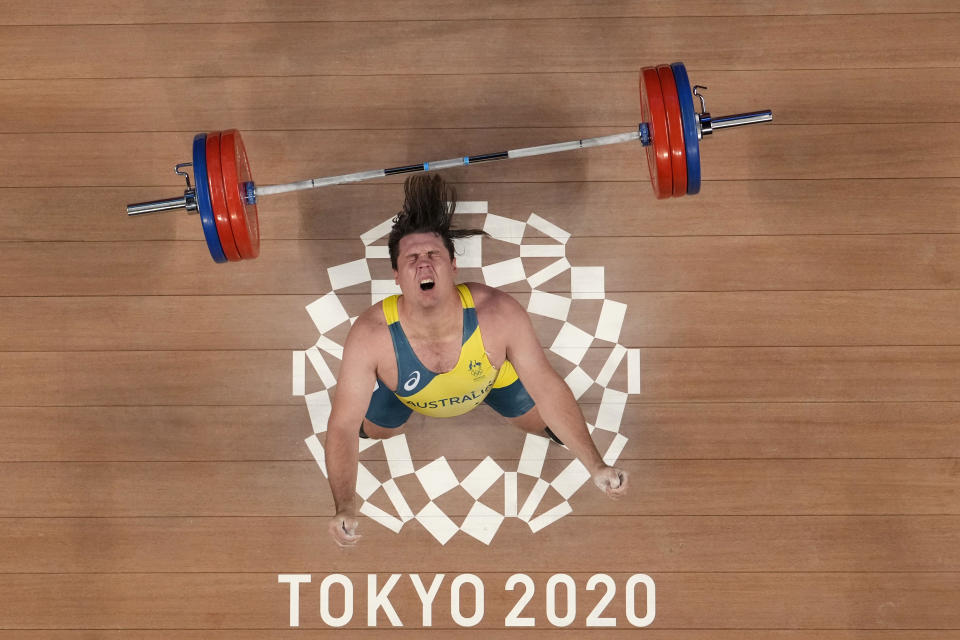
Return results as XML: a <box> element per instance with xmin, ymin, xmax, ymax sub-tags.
<box><xmin>407</xmin><ymin>250</ymin><xmax>443</xmax><ymax>262</ymax></box>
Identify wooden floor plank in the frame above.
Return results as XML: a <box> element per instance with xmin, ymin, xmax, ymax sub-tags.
<box><xmin>0</xmin><ymin>350</ymin><xmax>299</xmax><ymax>407</ymax></box>
<box><xmin>3</xmin><ymin>125</ymin><xmax>959</xmax><ymax>188</ymax></box>
<box><xmin>4</xmin><ymin>291</ymin><xmax>960</xmax><ymax>351</ymax></box>
<box><xmin>0</xmin><ymin>405</ymin><xmax>313</xmax><ymax>462</ymax></box>
<box><xmin>635</xmin><ymin>346</ymin><xmax>960</xmax><ymax>403</ymax></box>
<box><xmin>614</xmin><ymin>402</ymin><xmax>960</xmax><ymax>459</ymax></box>
<box><xmin>1</xmin><ymin>347</ymin><xmax>957</xmax><ymax>406</ymax></box>
<box><xmin>0</xmin><ymin>572</ymin><xmax>954</xmax><ymax>630</ymax></box>
<box><xmin>2</xmin><ymin>403</ymin><xmax>958</xmax><ymax>462</ymax></box>
<box><xmin>6</xmin><ymin>180</ymin><xmax>960</xmax><ymax>242</ymax></box>
<box><xmin>0</xmin><ymin>516</ymin><xmax>956</xmax><ymax>573</ymax></box>
<box><xmin>2</xmin><ymin>0</ymin><xmax>956</xmax><ymax>25</ymax></box>
<box><xmin>1</xmin><ymin>69</ymin><xmax>956</xmax><ymax>132</ymax></box>
<box><xmin>2</xmin><ymin>235</ymin><xmax>957</xmax><ymax>296</ymax></box>
<box><xmin>1</xmin><ymin>16</ymin><xmax>958</xmax><ymax>79</ymax></box>
<box><xmin>0</xmin><ymin>460</ymin><xmax>955</xmax><ymax>517</ymax></box>
<box><xmin>0</xmin><ymin>296</ymin><xmax>320</xmax><ymax>351</ymax></box>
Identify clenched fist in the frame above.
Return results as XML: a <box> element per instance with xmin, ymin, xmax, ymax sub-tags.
<box><xmin>329</xmin><ymin>512</ymin><xmax>362</xmax><ymax>547</ymax></box>
<box><xmin>592</xmin><ymin>465</ymin><xmax>628</xmax><ymax>499</ymax></box>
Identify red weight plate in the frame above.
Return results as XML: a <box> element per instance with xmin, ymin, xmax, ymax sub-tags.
<box><xmin>206</xmin><ymin>132</ymin><xmax>242</xmax><ymax>262</ymax></box>
<box><xmin>220</xmin><ymin>129</ymin><xmax>260</xmax><ymax>260</ymax></box>
<box><xmin>639</xmin><ymin>67</ymin><xmax>672</xmax><ymax>199</ymax></box>
<box><xmin>657</xmin><ymin>65</ymin><xmax>688</xmax><ymax>197</ymax></box>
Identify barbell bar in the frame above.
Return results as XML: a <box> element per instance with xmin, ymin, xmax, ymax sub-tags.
<box><xmin>126</xmin><ymin>62</ymin><xmax>772</xmax><ymax>263</ymax></box>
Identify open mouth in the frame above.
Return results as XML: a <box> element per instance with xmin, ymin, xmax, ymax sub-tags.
<box><xmin>419</xmin><ymin>279</ymin><xmax>435</xmax><ymax>291</ymax></box>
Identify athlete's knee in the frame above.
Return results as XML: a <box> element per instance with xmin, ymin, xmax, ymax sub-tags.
<box><xmin>360</xmin><ymin>419</ymin><xmax>406</xmax><ymax>439</ymax></box>
<box><xmin>506</xmin><ymin>405</ymin><xmax>545</xmax><ymax>433</ymax></box>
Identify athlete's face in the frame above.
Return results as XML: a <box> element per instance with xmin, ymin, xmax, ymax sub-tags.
<box><xmin>394</xmin><ymin>232</ymin><xmax>457</xmax><ymax>302</ymax></box>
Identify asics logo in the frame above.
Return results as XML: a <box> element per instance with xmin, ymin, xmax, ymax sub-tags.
<box><xmin>403</xmin><ymin>370</ymin><xmax>421</xmax><ymax>391</ymax></box>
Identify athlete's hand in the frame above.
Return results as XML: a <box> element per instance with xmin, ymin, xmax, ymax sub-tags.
<box><xmin>592</xmin><ymin>465</ymin><xmax>628</xmax><ymax>499</ymax></box>
<box><xmin>329</xmin><ymin>512</ymin><xmax>362</xmax><ymax>547</ymax></box>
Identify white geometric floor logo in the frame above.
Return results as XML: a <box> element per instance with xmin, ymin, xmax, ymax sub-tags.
<box><xmin>292</xmin><ymin>203</ymin><xmax>640</xmax><ymax>545</ymax></box>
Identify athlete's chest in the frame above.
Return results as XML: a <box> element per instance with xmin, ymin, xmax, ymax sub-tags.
<box><xmin>405</xmin><ymin>333</ymin><xmax>463</xmax><ymax>373</ymax></box>
<box><xmin>373</xmin><ymin>325</ymin><xmax>466</xmax><ymax>390</ymax></box>
<box><xmin>373</xmin><ymin>296</ymin><xmax>508</xmax><ymax>390</ymax></box>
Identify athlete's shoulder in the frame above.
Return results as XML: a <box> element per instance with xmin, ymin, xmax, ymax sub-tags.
<box><xmin>343</xmin><ymin>300</ymin><xmax>390</xmax><ymax>353</ymax></box>
<box><xmin>464</xmin><ymin>282</ymin><xmax>525</xmax><ymax>320</ymax></box>
<box><xmin>355</xmin><ymin>299</ymin><xmax>390</xmax><ymax>329</ymax></box>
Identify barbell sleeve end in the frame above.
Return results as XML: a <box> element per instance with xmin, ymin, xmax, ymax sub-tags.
<box><xmin>126</xmin><ymin>192</ymin><xmax>196</xmax><ymax>216</ymax></box>
<box><xmin>708</xmin><ymin>110</ymin><xmax>773</xmax><ymax>130</ymax></box>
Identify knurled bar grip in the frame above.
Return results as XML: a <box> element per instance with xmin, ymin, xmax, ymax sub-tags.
<box><xmin>254</xmin><ymin>129</ymin><xmax>646</xmax><ymax>197</ymax></box>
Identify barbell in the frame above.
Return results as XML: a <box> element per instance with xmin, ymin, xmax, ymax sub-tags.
<box><xmin>126</xmin><ymin>62</ymin><xmax>772</xmax><ymax>263</ymax></box>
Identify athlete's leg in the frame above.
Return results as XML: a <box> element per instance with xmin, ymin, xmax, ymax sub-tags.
<box><xmin>361</xmin><ymin>381</ymin><xmax>412</xmax><ymax>439</ymax></box>
<box><xmin>506</xmin><ymin>404</ymin><xmax>547</xmax><ymax>434</ymax></box>
<box><xmin>484</xmin><ymin>364</ymin><xmax>563</xmax><ymax>444</ymax></box>
<box><xmin>360</xmin><ymin>418</ymin><xmax>407</xmax><ymax>439</ymax></box>
<box><xmin>505</xmin><ymin>406</ymin><xmax>564</xmax><ymax>444</ymax></box>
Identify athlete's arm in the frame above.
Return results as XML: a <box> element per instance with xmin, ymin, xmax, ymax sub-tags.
<box><xmin>495</xmin><ymin>291</ymin><xmax>628</xmax><ymax>498</ymax></box>
<box><xmin>324</xmin><ymin>312</ymin><xmax>381</xmax><ymax>546</ymax></box>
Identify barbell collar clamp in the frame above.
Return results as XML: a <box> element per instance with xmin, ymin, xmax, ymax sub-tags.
<box><xmin>126</xmin><ymin>160</ymin><xmax>202</xmax><ymax>216</ymax></box>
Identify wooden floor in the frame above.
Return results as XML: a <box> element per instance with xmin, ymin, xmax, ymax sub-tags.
<box><xmin>1</xmin><ymin>1</ymin><xmax>959</xmax><ymax>636</ymax></box>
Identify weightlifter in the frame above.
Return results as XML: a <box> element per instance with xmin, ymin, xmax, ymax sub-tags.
<box><xmin>325</xmin><ymin>175</ymin><xmax>628</xmax><ymax>547</ymax></box>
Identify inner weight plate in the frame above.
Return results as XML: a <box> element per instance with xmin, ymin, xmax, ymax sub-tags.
<box><xmin>657</xmin><ymin>64</ymin><xmax>688</xmax><ymax>197</ymax></box>
<box><xmin>639</xmin><ymin>67</ymin><xmax>673</xmax><ymax>199</ymax></box>
<box><xmin>220</xmin><ymin>129</ymin><xmax>260</xmax><ymax>260</ymax></box>
<box><xmin>206</xmin><ymin>132</ymin><xmax>241</xmax><ymax>262</ymax></box>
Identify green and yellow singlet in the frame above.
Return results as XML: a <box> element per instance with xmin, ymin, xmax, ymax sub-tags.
<box><xmin>380</xmin><ymin>283</ymin><xmax>520</xmax><ymax>418</ymax></box>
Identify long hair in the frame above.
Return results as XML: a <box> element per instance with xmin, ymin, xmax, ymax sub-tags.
<box><xmin>387</xmin><ymin>175</ymin><xmax>485</xmax><ymax>269</ymax></box>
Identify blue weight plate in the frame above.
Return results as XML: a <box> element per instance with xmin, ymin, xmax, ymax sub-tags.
<box><xmin>671</xmin><ymin>62</ymin><xmax>701</xmax><ymax>195</ymax></box>
<box><xmin>193</xmin><ymin>133</ymin><xmax>227</xmax><ymax>263</ymax></box>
